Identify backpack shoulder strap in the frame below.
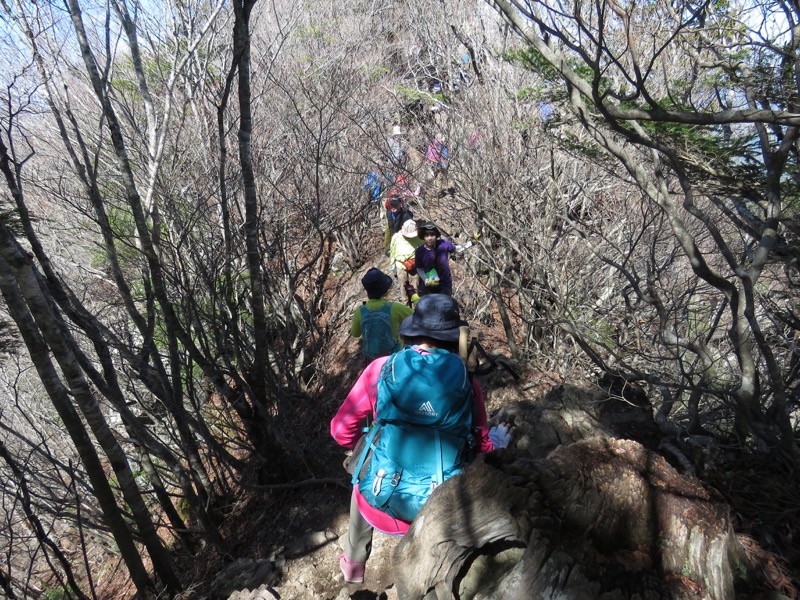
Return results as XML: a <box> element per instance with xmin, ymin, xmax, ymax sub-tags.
<box><xmin>434</xmin><ymin>429</ymin><xmax>444</xmax><ymax>487</ymax></box>
<box><xmin>361</xmin><ymin>302</ymin><xmax>392</xmax><ymax>315</ymax></box>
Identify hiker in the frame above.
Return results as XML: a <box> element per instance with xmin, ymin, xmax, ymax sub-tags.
<box><xmin>364</xmin><ymin>170</ymin><xmax>383</xmax><ymax>204</ymax></box>
<box><xmin>414</xmin><ymin>220</ymin><xmax>456</xmax><ymax>296</ymax></box>
<box><xmin>383</xmin><ymin>195</ymin><xmax>414</xmax><ymax>253</ymax></box>
<box><xmin>425</xmin><ymin>135</ymin><xmax>449</xmax><ymax>195</ymax></box>
<box><xmin>387</xmin><ymin>124</ymin><xmax>406</xmax><ymax>169</ymax></box>
<box><xmin>389</xmin><ymin>219</ymin><xmax>423</xmax><ymax>303</ymax></box>
<box><xmin>383</xmin><ymin>173</ymin><xmax>419</xmax><ymax>211</ymax></box>
<box><xmin>331</xmin><ymin>295</ymin><xmax>513</xmax><ymax>584</ymax></box>
<box><xmin>351</xmin><ymin>268</ymin><xmax>413</xmax><ymax>362</ymax></box>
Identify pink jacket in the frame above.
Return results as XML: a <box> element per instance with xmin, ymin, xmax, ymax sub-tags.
<box><xmin>330</xmin><ymin>348</ymin><xmax>494</xmax><ymax>535</ymax></box>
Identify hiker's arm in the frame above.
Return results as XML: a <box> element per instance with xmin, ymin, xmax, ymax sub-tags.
<box><xmin>392</xmin><ymin>304</ymin><xmax>413</xmax><ymax>336</ymax></box>
<box><xmin>389</xmin><ymin>235</ymin><xmax>400</xmax><ymax>269</ymax></box>
<box><xmin>350</xmin><ymin>309</ymin><xmax>362</xmax><ymax>338</ymax></box>
<box><xmin>330</xmin><ymin>358</ymin><xmax>385</xmax><ymax>448</ymax></box>
<box><xmin>440</xmin><ymin>239</ymin><xmax>457</xmax><ymax>254</ymax></box>
<box><xmin>471</xmin><ymin>380</ymin><xmax>494</xmax><ymax>453</ymax></box>
<box><xmin>397</xmin><ymin>238</ymin><xmax>414</xmax><ymax>266</ymax></box>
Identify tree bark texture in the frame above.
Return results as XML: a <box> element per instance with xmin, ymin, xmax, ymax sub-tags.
<box><xmin>395</xmin><ymin>439</ymin><xmax>742</xmax><ymax>600</ymax></box>
<box><xmin>393</xmin><ymin>384</ymin><xmax>756</xmax><ymax>600</ymax></box>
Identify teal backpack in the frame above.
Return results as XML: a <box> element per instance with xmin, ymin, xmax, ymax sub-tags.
<box><xmin>350</xmin><ymin>347</ymin><xmax>474</xmax><ymax>523</ymax></box>
<box><xmin>359</xmin><ymin>303</ymin><xmax>400</xmax><ymax>360</ymax></box>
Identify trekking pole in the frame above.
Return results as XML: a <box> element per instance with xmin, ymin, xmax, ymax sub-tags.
<box><xmin>404</xmin><ymin>282</ymin><xmax>417</xmax><ymax>308</ymax></box>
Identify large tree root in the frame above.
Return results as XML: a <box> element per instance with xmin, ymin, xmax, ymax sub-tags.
<box><xmin>395</xmin><ymin>437</ymin><xmax>748</xmax><ymax>600</ymax></box>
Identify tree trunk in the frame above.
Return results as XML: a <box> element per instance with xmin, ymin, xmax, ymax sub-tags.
<box><xmin>0</xmin><ymin>236</ymin><xmax>156</xmax><ymax>599</ymax></box>
<box><xmin>0</xmin><ymin>230</ymin><xmax>182</xmax><ymax>593</ymax></box>
<box><xmin>231</xmin><ymin>0</ymin><xmax>291</xmax><ymax>477</ymax></box>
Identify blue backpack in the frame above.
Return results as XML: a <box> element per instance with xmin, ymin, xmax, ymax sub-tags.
<box><xmin>360</xmin><ymin>304</ymin><xmax>400</xmax><ymax>360</ymax></box>
<box><xmin>364</xmin><ymin>171</ymin><xmax>383</xmax><ymax>202</ymax></box>
<box><xmin>350</xmin><ymin>348</ymin><xmax>474</xmax><ymax>523</ymax></box>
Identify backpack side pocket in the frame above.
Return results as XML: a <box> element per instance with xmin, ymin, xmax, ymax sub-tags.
<box><xmin>349</xmin><ymin>425</ymin><xmax>382</xmax><ymax>483</ymax></box>
<box><xmin>358</xmin><ymin>451</ymin><xmax>403</xmax><ymax>511</ymax></box>
<box><xmin>345</xmin><ymin>433</ymin><xmax>369</xmax><ymax>476</ymax></box>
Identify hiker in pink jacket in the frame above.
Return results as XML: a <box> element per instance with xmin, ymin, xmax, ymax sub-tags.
<box><xmin>331</xmin><ymin>295</ymin><xmax>512</xmax><ymax>584</ymax></box>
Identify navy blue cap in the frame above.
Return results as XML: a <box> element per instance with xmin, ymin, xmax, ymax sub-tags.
<box><xmin>399</xmin><ymin>295</ymin><xmax>467</xmax><ymax>342</ymax></box>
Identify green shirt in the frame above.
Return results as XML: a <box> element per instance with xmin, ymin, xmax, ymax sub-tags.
<box><xmin>350</xmin><ymin>298</ymin><xmax>413</xmax><ymax>341</ymax></box>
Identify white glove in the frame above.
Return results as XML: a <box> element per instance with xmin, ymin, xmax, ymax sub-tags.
<box><xmin>488</xmin><ymin>423</ymin><xmax>512</xmax><ymax>449</ymax></box>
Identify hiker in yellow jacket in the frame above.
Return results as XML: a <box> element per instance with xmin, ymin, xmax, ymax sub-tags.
<box><xmin>389</xmin><ymin>220</ymin><xmax>423</xmax><ymax>303</ymax></box>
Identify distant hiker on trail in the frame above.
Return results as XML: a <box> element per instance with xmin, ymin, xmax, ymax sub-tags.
<box><xmin>389</xmin><ymin>219</ymin><xmax>423</xmax><ymax>303</ymax></box>
<box><xmin>383</xmin><ymin>173</ymin><xmax>416</xmax><ymax>209</ymax></box>
<box><xmin>425</xmin><ymin>135</ymin><xmax>449</xmax><ymax>195</ymax></box>
<box><xmin>415</xmin><ymin>221</ymin><xmax>456</xmax><ymax>296</ymax></box>
<box><xmin>364</xmin><ymin>171</ymin><xmax>383</xmax><ymax>204</ymax></box>
<box><xmin>387</xmin><ymin>124</ymin><xmax>406</xmax><ymax>169</ymax></box>
<box><xmin>351</xmin><ymin>268</ymin><xmax>413</xmax><ymax>362</ymax></box>
<box><xmin>384</xmin><ymin>195</ymin><xmax>414</xmax><ymax>253</ymax></box>
<box><xmin>332</xmin><ymin>294</ymin><xmax>512</xmax><ymax>584</ymax></box>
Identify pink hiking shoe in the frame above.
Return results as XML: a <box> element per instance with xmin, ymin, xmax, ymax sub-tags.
<box><xmin>339</xmin><ymin>552</ymin><xmax>365</xmax><ymax>584</ymax></box>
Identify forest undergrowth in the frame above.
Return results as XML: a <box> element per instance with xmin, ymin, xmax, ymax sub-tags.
<box><xmin>97</xmin><ymin>222</ymin><xmax>800</xmax><ymax>598</ymax></box>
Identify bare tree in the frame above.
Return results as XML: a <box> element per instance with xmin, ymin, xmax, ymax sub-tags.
<box><xmin>0</xmin><ymin>0</ymin><xmax>426</xmax><ymax>592</ymax></box>
<box><xmin>0</xmin><ymin>198</ymin><xmax>159</xmax><ymax>595</ymax></box>
<box><xmin>484</xmin><ymin>0</ymin><xmax>799</xmax><ymax>460</ymax></box>
<box><xmin>0</xmin><ymin>442</ymin><xmax>90</xmax><ymax>600</ymax></box>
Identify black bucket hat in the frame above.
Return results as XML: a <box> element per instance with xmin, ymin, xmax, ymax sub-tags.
<box><xmin>362</xmin><ymin>268</ymin><xmax>393</xmax><ymax>299</ymax></box>
<box><xmin>417</xmin><ymin>220</ymin><xmax>441</xmax><ymax>239</ymax></box>
<box><xmin>398</xmin><ymin>295</ymin><xmax>467</xmax><ymax>342</ymax></box>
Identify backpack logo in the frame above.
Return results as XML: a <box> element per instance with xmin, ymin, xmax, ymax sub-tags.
<box><xmin>415</xmin><ymin>401</ymin><xmax>438</xmax><ymax>417</ymax></box>
<box><xmin>360</xmin><ymin>304</ymin><xmax>400</xmax><ymax>360</ymax></box>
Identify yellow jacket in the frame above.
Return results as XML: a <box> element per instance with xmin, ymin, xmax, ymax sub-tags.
<box><xmin>389</xmin><ymin>232</ymin><xmax>423</xmax><ymax>271</ymax></box>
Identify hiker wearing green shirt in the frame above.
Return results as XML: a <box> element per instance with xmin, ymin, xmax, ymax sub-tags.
<box><xmin>351</xmin><ymin>268</ymin><xmax>413</xmax><ymax>361</ymax></box>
